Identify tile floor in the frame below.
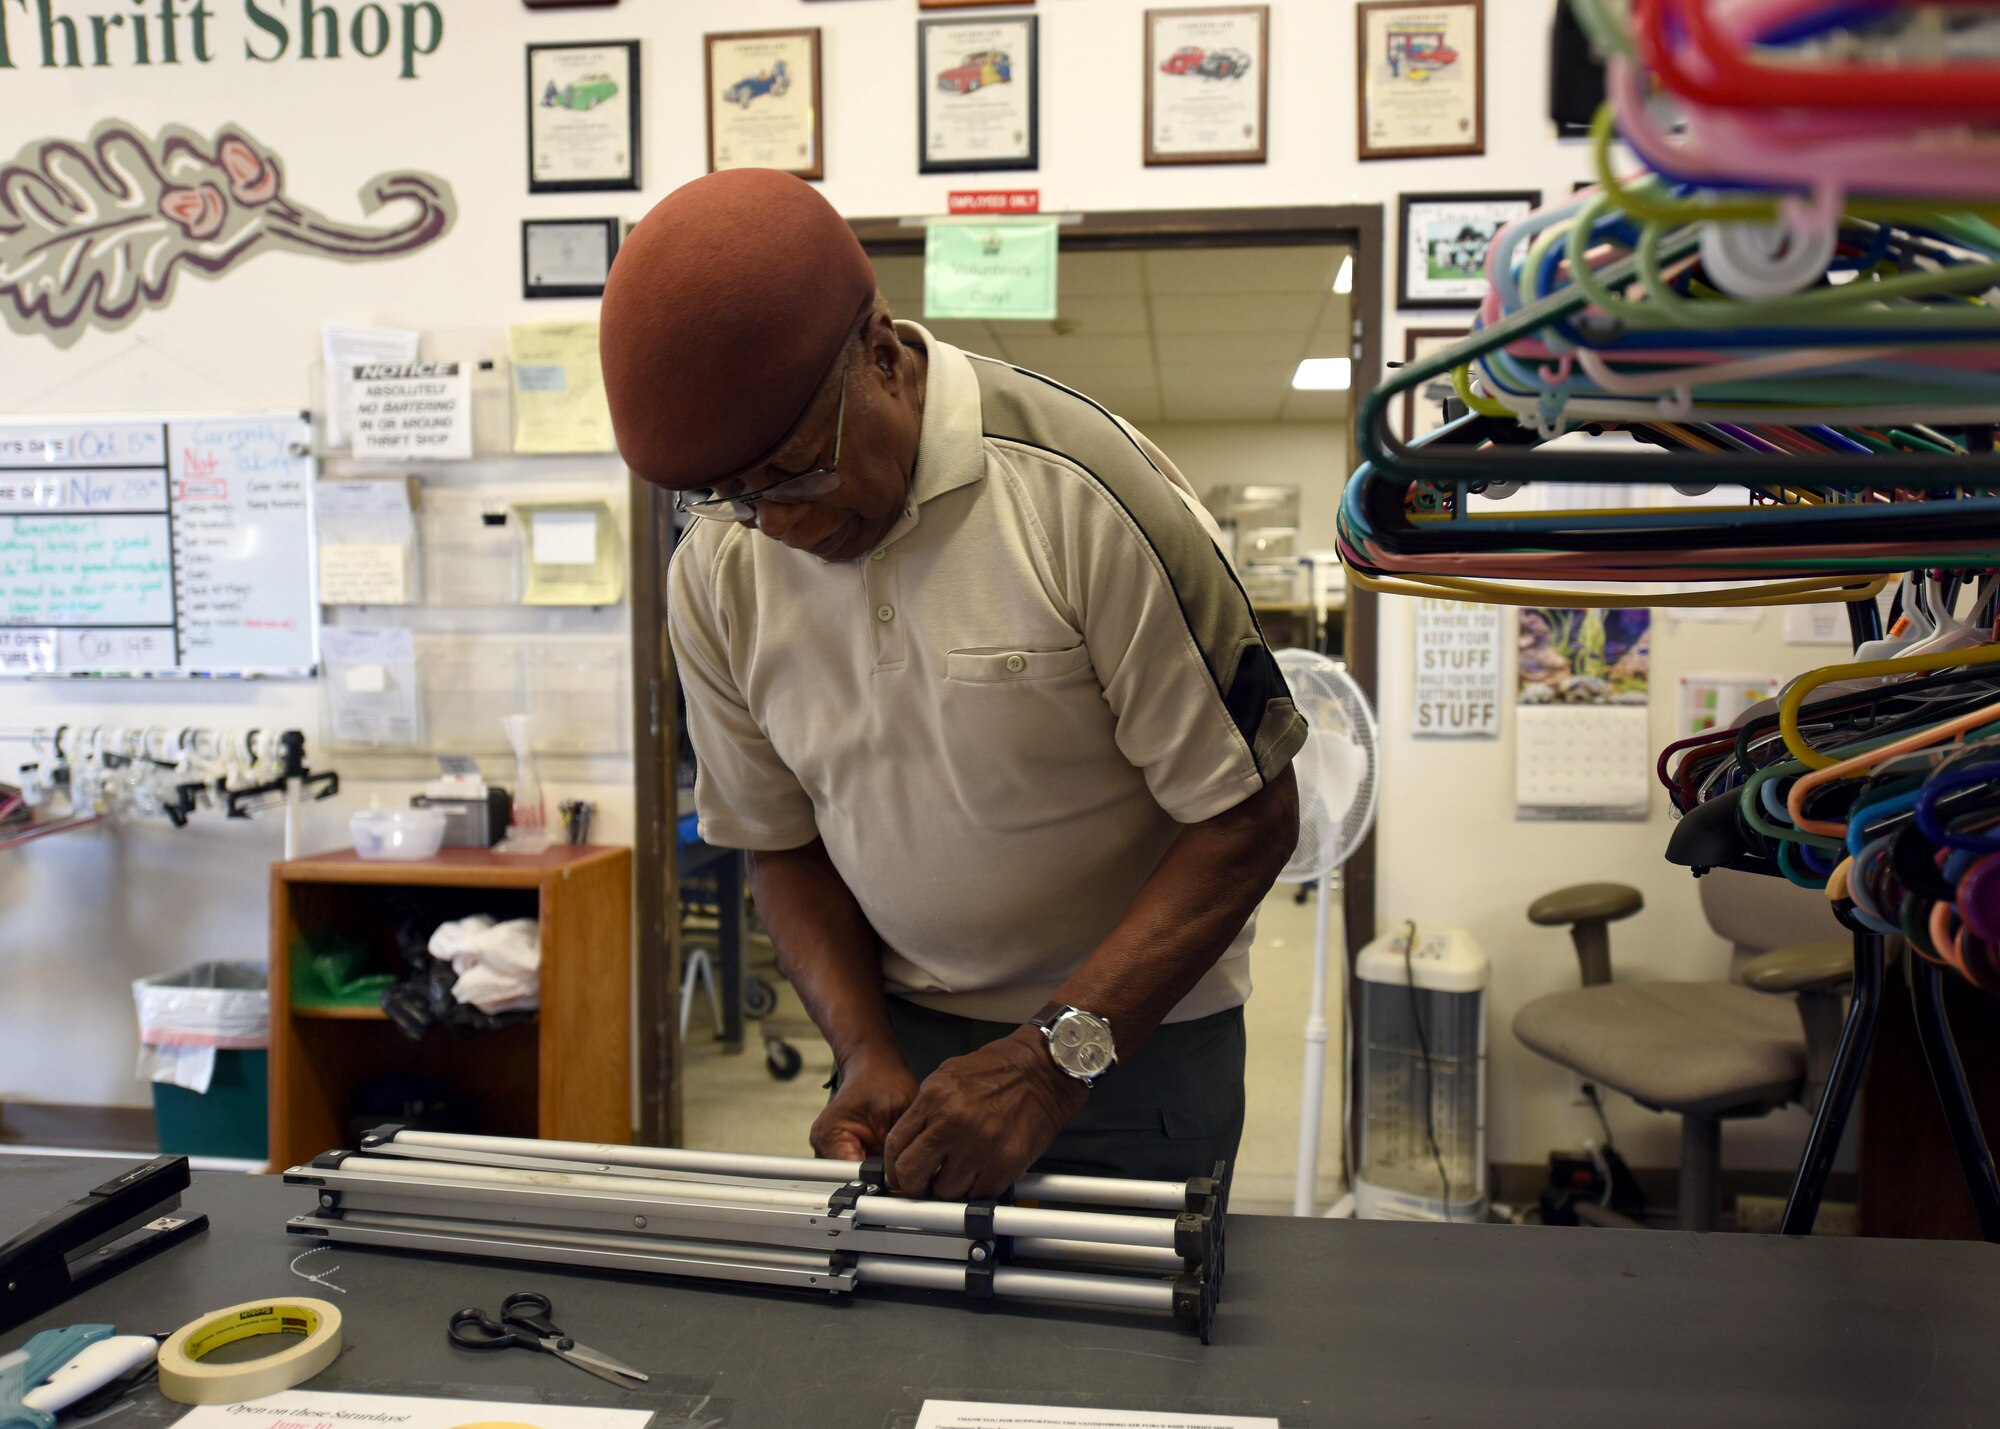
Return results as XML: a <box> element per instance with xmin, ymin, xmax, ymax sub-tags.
<box><xmin>679</xmin><ymin>881</ymin><xmax>1346</xmax><ymax>1216</ymax></box>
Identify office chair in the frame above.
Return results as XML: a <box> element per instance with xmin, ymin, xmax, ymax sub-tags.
<box><xmin>1512</xmin><ymin>871</ymin><xmax>1852</xmax><ymax>1231</ymax></box>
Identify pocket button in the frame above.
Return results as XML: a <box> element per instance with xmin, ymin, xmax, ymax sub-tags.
<box><xmin>1005</xmin><ymin>654</ymin><xmax>1026</xmax><ymax>673</ymax></box>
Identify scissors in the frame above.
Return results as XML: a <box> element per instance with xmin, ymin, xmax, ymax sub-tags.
<box><xmin>447</xmin><ymin>1291</ymin><xmax>649</xmax><ymax>1389</ymax></box>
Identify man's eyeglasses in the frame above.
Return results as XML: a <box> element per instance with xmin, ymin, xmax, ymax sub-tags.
<box><xmin>675</xmin><ymin>356</ymin><xmax>850</xmax><ymax>523</ymax></box>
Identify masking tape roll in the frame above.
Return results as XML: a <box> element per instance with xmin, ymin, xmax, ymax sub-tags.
<box><xmin>157</xmin><ymin>1299</ymin><xmax>343</xmax><ymax>1406</ymax></box>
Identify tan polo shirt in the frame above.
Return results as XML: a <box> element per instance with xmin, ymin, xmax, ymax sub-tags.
<box><xmin>669</xmin><ymin>323</ymin><xmax>1305</xmax><ymax>1023</ymax></box>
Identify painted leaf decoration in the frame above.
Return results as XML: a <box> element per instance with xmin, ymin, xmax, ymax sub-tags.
<box><xmin>0</xmin><ymin>119</ymin><xmax>457</xmax><ymax>349</ymax></box>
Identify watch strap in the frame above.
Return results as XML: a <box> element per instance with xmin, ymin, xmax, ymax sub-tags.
<box><xmin>1029</xmin><ymin>1001</ymin><xmax>1066</xmax><ymax>1034</ymax></box>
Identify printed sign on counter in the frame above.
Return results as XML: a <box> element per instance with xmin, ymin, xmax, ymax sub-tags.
<box><xmin>0</xmin><ymin>627</ymin><xmax>56</xmax><ymax>675</ymax></box>
<box><xmin>351</xmin><ymin>361</ymin><xmax>472</xmax><ymax>461</ymax></box>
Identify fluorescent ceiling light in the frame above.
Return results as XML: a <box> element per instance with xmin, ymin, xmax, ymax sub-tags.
<box><xmin>1333</xmin><ymin>254</ymin><xmax>1354</xmax><ymax>294</ymax></box>
<box><xmin>1292</xmin><ymin>357</ymin><xmax>1352</xmax><ymax>391</ymax></box>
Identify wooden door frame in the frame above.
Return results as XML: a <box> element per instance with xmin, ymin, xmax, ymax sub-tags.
<box><xmin>628</xmin><ymin>203</ymin><xmax>1386</xmax><ymax>1144</ymax></box>
<box><xmin>851</xmin><ymin>204</ymin><xmax>1385</xmax><ymax>958</ymax></box>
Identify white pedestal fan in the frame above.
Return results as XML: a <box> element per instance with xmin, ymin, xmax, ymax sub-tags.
<box><xmin>1273</xmin><ymin>648</ymin><xmax>1380</xmax><ymax>1218</ymax></box>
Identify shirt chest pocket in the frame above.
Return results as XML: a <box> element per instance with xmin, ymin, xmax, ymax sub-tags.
<box><xmin>944</xmin><ymin>644</ymin><xmax>1095</xmax><ymax>686</ymax></box>
<box><xmin>936</xmin><ymin>643</ymin><xmax>1128</xmax><ymax>830</ymax></box>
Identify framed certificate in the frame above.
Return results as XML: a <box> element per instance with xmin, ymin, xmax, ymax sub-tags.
<box><xmin>1398</xmin><ymin>190</ymin><xmax>1538</xmax><ymax>309</ymax></box>
<box><xmin>1401</xmin><ymin>327</ymin><xmax>1468</xmax><ymax>442</ymax></box>
<box><xmin>1145</xmin><ymin>6</ymin><xmax>1268</xmax><ymax>166</ymax></box>
<box><xmin>527</xmin><ymin>40</ymin><xmax>640</xmax><ymax>193</ymax></box>
<box><xmin>919</xmin><ymin>15</ymin><xmax>1039</xmax><ymax>174</ymax></box>
<box><xmin>522</xmin><ymin>218</ymin><xmax>620</xmax><ymax>299</ymax></box>
<box><xmin>705</xmin><ymin>28</ymin><xmax>824</xmax><ymax>180</ymax></box>
<box><xmin>1357</xmin><ymin>0</ymin><xmax>1484</xmax><ymax>161</ymax></box>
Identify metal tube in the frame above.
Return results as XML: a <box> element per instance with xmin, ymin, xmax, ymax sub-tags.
<box><xmin>369</xmin><ymin>1140</ymin><xmax>846</xmax><ymax>1196</ymax></box>
<box><xmin>855</xmin><ymin>1197</ymin><xmax>1180</xmax><ymax>1250</ymax></box>
<box><xmin>332</xmin><ymin>1209</ymin><xmax>835</xmax><ymax>1269</ymax></box>
<box><xmin>384</xmin><ymin>1130</ymin><xmax>847</xmax><ymax>1184</ymax></box>
<box><xmin>854</xmin><ymin>1257</ymin><xmax>1175</xmax><ymax>1313</ymax></box>
<box><xmin>337</xmin><ymin>1156</ymin><xmax>832</xmax><ymax>1211</ymax></box>
<box><xmin>1781</xmin><ymin>928</ymin><xmax>1885</xmax><ymax>1235</ymax></box>
<box><xmin>1012</xmin><ymin>1174</ymin><xmax>1187</xmax><ymax>1212</ymax></box>
<box><xmin>1009</xmin><ymin>1238</ymin><xmax>1186</xmax><ymax>1273</ymax></box>
<box><xmin>382</xmin><ymin>1129</ymin><xmax>1190</xmax><ymax>1211</ymax></box>
<box><xmin>1910</xmin><ymin>956</ymin><xmax>2000</xmax><ymax>1244</ymax></box>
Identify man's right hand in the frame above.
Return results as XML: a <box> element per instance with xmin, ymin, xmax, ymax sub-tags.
<box><xmin>810</xmin><ymin>1049</ymin><xmax>919</xmax><ymax>1161</ymax></box>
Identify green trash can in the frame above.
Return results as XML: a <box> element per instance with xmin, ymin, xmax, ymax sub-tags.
<box><xmin>133</xmin><ymin>962</ymin><xmax>269</xmax><ymax>1162</ymax></box>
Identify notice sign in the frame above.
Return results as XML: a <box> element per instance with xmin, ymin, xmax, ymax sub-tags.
<box><xmin>1412</xmin><ymin>597</ymin><xmax>1502</xmax><ymax>737</ymax></box>
<box><xmin>351</xmin><ymin>361</ymin><xmax>472</xmax><ymax>461</ymax></box>
<box><xmin>0</xmin><ymin>627</ymin><xmax>56</xmax><ymax>675</ymax></box>
<box><xmin>925</xmin><ymin>218</ymin><xmax>1058</xmax><ymax>321</ymax></box>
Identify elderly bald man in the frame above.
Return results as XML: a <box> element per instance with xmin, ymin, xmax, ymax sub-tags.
<box><xmin>603</xmin><ymin>169</ymin><xmax>1301</xmax><ymax>1200</ymax></box>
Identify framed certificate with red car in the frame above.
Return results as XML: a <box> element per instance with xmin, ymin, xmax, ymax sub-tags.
<box><xmin>919</xmin><ymin>15</ymin><xmax>1039</xmax><ymax>174</ymax></box>
<box><xmin>1357</xmin><ymin>0</ymin><xmax>1484</xmax><ymax>160</ymax></box>
<box><xmin>1145</xmin><ymin>6</ymin><xmax>1268</xmax><ymax>166</ymax></box>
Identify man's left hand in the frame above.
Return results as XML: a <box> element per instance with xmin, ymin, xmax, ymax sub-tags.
<box><xmin>883</xmin><ymin>1027</ymin><xmax>1088</xmax><ymax>1200</ymax></box>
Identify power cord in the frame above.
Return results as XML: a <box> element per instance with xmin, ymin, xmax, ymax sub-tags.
<box><xmin>1401</xmin><ymin>919</ymin><xmax>1453</xmax><ymax>1220</ymax></box>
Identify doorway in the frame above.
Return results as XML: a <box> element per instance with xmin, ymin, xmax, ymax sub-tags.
<box><xmin>630</xmin><ymin>207</ymin><xmax>1385</xmax><ymax>1185</ymax></box>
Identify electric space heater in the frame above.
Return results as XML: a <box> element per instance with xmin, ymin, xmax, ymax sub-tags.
<box><xmin>1352</xmin><ymin>926</ymin><xmax>1489</xmax><ymax>1223</ymax></box>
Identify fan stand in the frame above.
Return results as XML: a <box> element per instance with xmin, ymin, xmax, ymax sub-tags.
<box><xmin>1293</xmin><ymin>866</ymin><xmax>1336</xmax><ymax>1217</ymax></box>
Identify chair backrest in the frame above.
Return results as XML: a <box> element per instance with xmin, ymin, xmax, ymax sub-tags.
<box><xmin>1700</xmin><ymin>868</ymin><xmax>1843</xmax><ymax>968</ymax></box>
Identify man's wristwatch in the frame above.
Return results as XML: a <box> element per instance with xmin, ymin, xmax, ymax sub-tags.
<box><xmin>1029</xmin><ymin>1003</ymin><xmax>1117</xmax><ymax>1086</ymax></box>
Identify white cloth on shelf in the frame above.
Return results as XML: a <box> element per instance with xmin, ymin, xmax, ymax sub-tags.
<box><xmin>428</xmin><ymin>915</ymin><xmax>541</xmax><ymax>1014</ymax></box>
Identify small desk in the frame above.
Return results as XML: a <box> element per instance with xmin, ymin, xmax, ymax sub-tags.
<box><xmin>5</xmin><ymin>1158</ymin><xmax>1999</xmax><ymax>1428</ymax></box>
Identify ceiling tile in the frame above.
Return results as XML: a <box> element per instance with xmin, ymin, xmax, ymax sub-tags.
<box><xmin>1280</xmin><ymin>390</ymin><xmax>1353</xmax><ymax>422</ymax></box>
<box><xmin>1158</xmin><ymin>361</ymin><xmax>1298</xmax><ymax>402</ymax></box>
<box><xmin>996</xmin><ymin>333</ymin><xmax>1156</xmax><ymax>371</ymax></box>
<box><xmin>1060</xmin><ymin>250</ymin><xmax>1146</xmax><ymax>297</ymax></box>
<box><xmin>1150</xmin><ymin>292</ymin><xmax>1324</xmax><ymax>336</ymax></box>
<box><xmin>1144</xmin><ymin>246</ymin><xmax>1349</xmax><ymax>296</ymax></box>
<box><xmin>1154</xmin><ymin>330</ymin><xmax>1312</xmax><ymax>366</ymax></box>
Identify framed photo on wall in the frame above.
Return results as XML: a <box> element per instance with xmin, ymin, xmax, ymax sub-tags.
<box><xmin>522</xmin><ymin>218</ymin><xmax>621</xmax><ymax>299</ymax></box>
<box><xmin>527</xmin><ymin>40</ymin><xmax>640</xmax><ymax>193</ymax></box>
<box><xmin>1401</xmin><ymin>327</ymin><xmax>1468</xmax><ymax>442</ymax></box>
<box><xmin>919</xmin><ymin>15</ymin><xmax>1039</xmax><ymax>173</ymax></box>
<box><xmin>1357</xmin><ymin>0</ymin><xmax>1484</xmax><ymax>160</ymax></box>
<box><xmin>705</xmin><ymin>29</ymin><xmax>825</xmax><ymax>180</ymax></box>
<box><xmin>1144</xmin><ymin>5</ymin><xmax>1269</xmax><ymax>166</ymax></box>
<box><xmin>1398</xmin><ymin>190</ymin><xmax>1538</xmax><ymax>309</ymax></box>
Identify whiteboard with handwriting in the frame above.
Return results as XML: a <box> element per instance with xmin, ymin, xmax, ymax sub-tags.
<box><xmin>0</xmin><ymin>414</ymin><xmax>317</xmax><ymax>676</ymax></box>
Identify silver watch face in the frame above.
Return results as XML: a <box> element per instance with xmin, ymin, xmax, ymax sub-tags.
<box><xmin>1050</xmin><ymin>1010</ymin><xmax>1114</xmax><ymax>1080</ymax></box>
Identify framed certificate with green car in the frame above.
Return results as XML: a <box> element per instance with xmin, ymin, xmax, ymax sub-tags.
<box><xmin>527</xmin><ymin>40</ymin><xmax>640</xmax><ymax>193</ymax></box>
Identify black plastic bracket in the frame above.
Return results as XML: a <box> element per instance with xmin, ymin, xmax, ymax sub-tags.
<box><xmin>857</xmin><ymin>1156</ymin><xmax>886</xmax><ymax>1191</ymax></box>
<box><xmin>828</xmin><ymin>1181</ymin><xmax>867</xmax><ymax>1215</ymax></box>
<box><xmin>1171</xmin><ymin>1271</ymin><xmax>1218</xmax><ymax>1346</ymax></box>
<box><xmin>964</xmin><ymin>1199</ymin><xmax>999</xmax><ymax>1241</ymax></box>
<box><xmin>359</xmin><ymin>1124</ymin><xmax>406</xmax><ymax>1150</ymax></box>
<box><xmin>964</xmin><ymin>1258</ymin><xmax>996</xmax><ymax>1300</ymax></box>
<box><xmin>310</xmin><ymin>1149</ymin><xmax>354</xmax><ymax>1171</ymax></box>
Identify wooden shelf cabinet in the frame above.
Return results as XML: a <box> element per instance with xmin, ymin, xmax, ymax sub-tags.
<box><xmin>268</xmin><ymin>845</ymin><xmax>632</xmax><ymax>1169</ymax></box>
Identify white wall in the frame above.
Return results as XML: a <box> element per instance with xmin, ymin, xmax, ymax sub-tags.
<box><xmin>1149</xmin><ymin>422</ymin><xmax>1346</xmax><ymax>553</ymax></box>
<box><xmin>1</xmin><ymin>0</ymin><xmax>1836</xmax><ymax>1170</ymax></box>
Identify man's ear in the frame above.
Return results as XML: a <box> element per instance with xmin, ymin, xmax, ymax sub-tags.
<box><xmin>863</xmin><ymin>309</ymin><xmax>903</xmax><ymax>389</ymax></box>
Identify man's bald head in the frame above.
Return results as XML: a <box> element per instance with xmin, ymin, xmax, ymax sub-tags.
<box><xmin>599</xmin><ymin>169</ymin><xmax>878</xmax><ymax>490</ymax></box>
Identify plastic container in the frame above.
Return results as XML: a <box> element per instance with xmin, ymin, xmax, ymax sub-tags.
<box><xmin>351</xmin><ymin>807</ymin><xmax>447</xmax><ymax>861</ymax></box>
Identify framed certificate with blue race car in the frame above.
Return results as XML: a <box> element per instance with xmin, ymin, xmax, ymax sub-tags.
<box><xmin>706</xmin><ymin>28</ymin><xmax>825</xmax><ymax>180</ymax></box>
<box><xmin>919</xmin><ymin>15</ymin><xmax>1039</xmax><ymax>173</ymax></box>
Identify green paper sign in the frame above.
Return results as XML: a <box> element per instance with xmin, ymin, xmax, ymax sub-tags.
<box><xmin>924</xmin><ymin>218</ymin><xmax>1058</xmax><ymax>322</ymax></box>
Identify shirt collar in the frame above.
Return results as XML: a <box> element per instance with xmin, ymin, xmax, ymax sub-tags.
<box><xmin>899</xmin><ymin>320</ymin><xmax>986</xmax><ymax>509</ymax></box>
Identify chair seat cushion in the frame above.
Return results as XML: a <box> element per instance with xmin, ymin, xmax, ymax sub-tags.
<box><xmin>1513</xmin><ymin>981</ymin><xmax>1806</xmax><ymax>1115</ymax></box>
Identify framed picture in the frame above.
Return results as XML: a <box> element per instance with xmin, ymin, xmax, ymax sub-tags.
<box><xmin>1401</xmin><ymin>327</ymin><xmax>1467</xmax><ymax>442</ymax></box>
<box><xmin>1398</xmin><ymin>190</ymin><xmax>1537</xmax><ymax>309</ymax></box>
<box><xmin>705</xmin><ymin>29</ymin><xmax>825</xmax><ymax>180</ymax></box>
<box><xmin>1357</xmin><ymin>0</ymin><xmax>1484</xmax><ymax>161</ymax></box>
<box><xmin>1144</xmin><ymin>6</ymin><xmax>1269</xmax><ymax>166</ymax></box>
<box><xmin>919</xmin><ymin>15</ymin><xmax>1039</xmax><ymax>173</ymax></box>
<box><xmin>522</xmin><ymin>218</ymin><xmax>620</xmax><ymax>298</ymax></box>
<box><xmin>527</xmin><ymin>40</ymin><xmax>640</xmax><ymax>193</ymax></box>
